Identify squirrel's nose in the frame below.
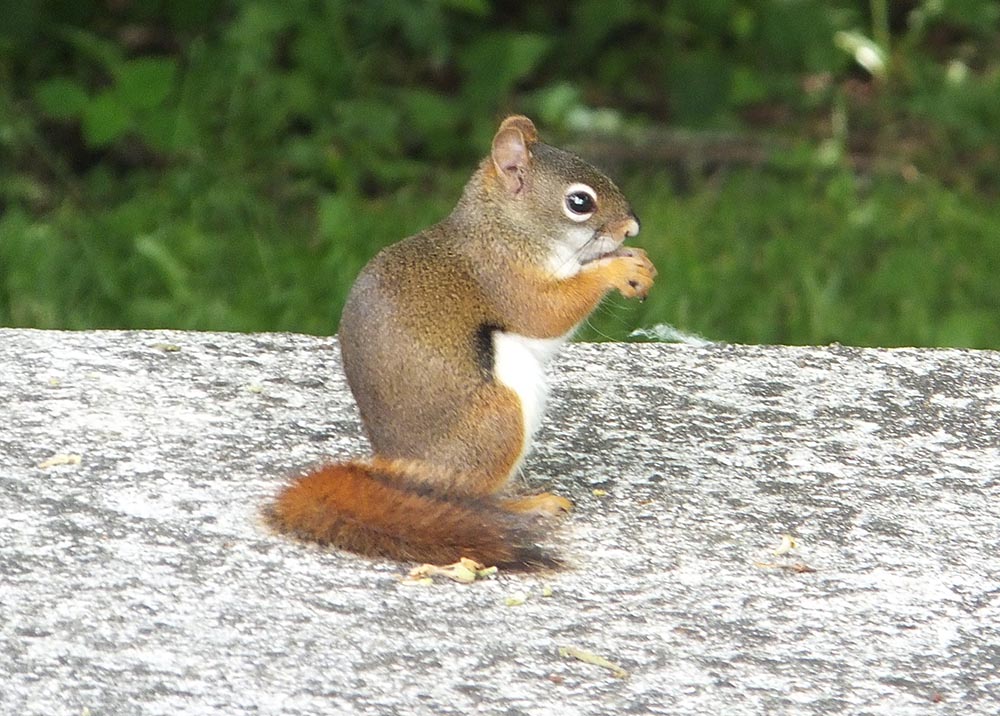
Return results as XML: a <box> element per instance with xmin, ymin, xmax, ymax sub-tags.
<box><xmin>624</xmin><ymin>215</ymin><xmax>640</xmax><ymax>238</ymax></box>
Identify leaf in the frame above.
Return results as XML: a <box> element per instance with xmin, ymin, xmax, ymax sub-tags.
<box><xmin>668</xmin><ymin>50</ymin><xmax>732</xmax><ymax>124</ymax></box>
<box><xmin>38</xmin><ymin>454</ymin><xmax>82</xmax><ymax>469</ymax></box>
<box><xmin>460</xmin><ymin>32</ymin><xmax>551</xmax><ymax>106</ymax></box>
<box><xmin>439</xmin><ymin>0</ymin><xmax>490</xmax><ymax>14</ymax></box>
<box><xmin>397</xmin><ymin>89</ymin><xmax>466</xmax><ymax>158</ymax></box>
<box><xmin>530</xmin><ymin>82</ymin><xmax>582</xmax><ymax>126</ymax></box>
<box><xmin>134</xmin><ymin>233</ymin><xmax>192</xmax><ymax>302</ymax></box>
<box><xmin>116</xmin><ymin>57</ymin><xmax>178</xmax><ymax>110</ymax></box>
<box><xmin>399</xmin><ymin>89</ymin><xmax>462</xmax><ymax>134</ymax></box>
<box><xmin>134</xmin><ymin>109</ymin><xmax>177</xmax><ymax>151</ymax></box>
<box><xmin>317</xmin><ymin>194</ymin><xmax>357</xmax><ymax>241</ymax></box>
<box><xmin>57</xmin><ymin>26</ymin><xmax>126</xmax><ymax>73</ymax></box>
<box><xmin>81</xmin><ymin>91</ymin><xmax>131</xmax><ymax>147</ymax></box>
<box><xmin>558</xmin><ymin>646</ymin><xmax>629</xmax><ymax>679</ymax></box>
<box><xmin>834</xmin><ymin>31</ymin><xmax>886</xmax><ymax>79</ymax></box>
<box><xmin>34</xmin><ymin>78</ymin><xmax>90</xmax><ymax>119</ymax></box>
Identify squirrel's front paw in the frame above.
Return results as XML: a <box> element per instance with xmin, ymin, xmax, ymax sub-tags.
<box><xmin>610</xmin><ymin>248</ymin><xmax>657</xmax><ymax>300</ymax></box>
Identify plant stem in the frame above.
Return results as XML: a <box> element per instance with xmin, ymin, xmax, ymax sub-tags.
<box><xmin>871</xmin><ymin>0</ymin><xmax>891</xmax><ymax>62</ymax></box>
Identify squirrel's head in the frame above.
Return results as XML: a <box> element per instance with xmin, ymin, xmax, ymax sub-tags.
<box><xmin>482</xmin><ymin>115</ymin><xmax>640</xmax><ymax>277</ymax></box>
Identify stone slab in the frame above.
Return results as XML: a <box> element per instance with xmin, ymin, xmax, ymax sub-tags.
<box><xmin>1</xmin><ymin>329</ymin><xmax>998</xmax><ymax>715</ymax></box>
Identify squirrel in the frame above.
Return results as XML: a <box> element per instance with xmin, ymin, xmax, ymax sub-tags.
<box><xmin>266</xmin><ymin>115</ymin><xmax>656</xmax><ymax>569</ymax></box>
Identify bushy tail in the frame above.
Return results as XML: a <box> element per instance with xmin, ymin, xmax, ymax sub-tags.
<box><xmin>265</xmin><ymin>459</ymin><xmax>559</xmax><ymax>569</ymax></box>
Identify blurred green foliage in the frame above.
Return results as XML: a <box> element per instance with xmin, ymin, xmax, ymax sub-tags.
<box><xmin>1</xmin><ymin>0</ymin><xmax>999</xmax><ymax>346</ymax></box>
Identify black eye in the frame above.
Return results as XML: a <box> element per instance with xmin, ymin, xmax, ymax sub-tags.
<box><xmin>566</xmin><ymin>191</ymin><xmax>595</xmax><ymax>215</ymax></box>
<box><xmin>563</xmin><ymin>183</ymin><xmax>598</xmax><ymax>222</ymax></box>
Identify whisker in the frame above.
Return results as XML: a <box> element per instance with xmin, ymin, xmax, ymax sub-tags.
<box><xmin>544</xmin><ymin>231</ymin><xmax>600</xmax><ymax>281</ymax></box>
<box><xmin>581</xmin><ymin>315</ymin><xmax>616</xmax><ymax>341</ymax></box>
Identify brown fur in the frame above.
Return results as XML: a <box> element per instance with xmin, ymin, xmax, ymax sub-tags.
<box><xmin>266</xmin><ymin>459</ymin><xmax>558</xmax><ymax>569</ymax></box>
<box><xmin>267</xmin><ymin>116</ymin><xmax>654</xmax><ymax>569</ymax></box>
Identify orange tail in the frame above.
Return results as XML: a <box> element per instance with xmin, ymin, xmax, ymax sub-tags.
<box><xmin>265</xmin><ymin>459</ymin><xmax>559</xmax><ymax>569</ymax></box>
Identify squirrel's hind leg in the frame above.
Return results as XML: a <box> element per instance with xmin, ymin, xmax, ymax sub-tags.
<box><xmin>422</xmin><ymin>382</ymin><xmax>528</xmax><ymax>497</ymax></box>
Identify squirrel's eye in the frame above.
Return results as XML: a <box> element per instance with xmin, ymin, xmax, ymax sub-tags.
<box><xmin>563</xmin><ymin>183</ymin><xmax>597</xmax><ymax>222</ymax></box>
<box><xmin>566</xmin><ymin>192</ymin><xmax>595</xmax><ymax>214</ymax></box>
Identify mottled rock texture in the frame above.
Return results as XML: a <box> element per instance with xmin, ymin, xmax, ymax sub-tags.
<box><xmin>1</xmin><ymin>329</ymin><xmax>997</xmax><ymax>715</ymax></box>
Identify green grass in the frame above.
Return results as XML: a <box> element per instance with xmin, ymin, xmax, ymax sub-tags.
<box><xmin>0</xmin><ymin>166</ymin><xmax>459</xmax><ymax>334</ymax></box>
<box><xmin>2</xmin><ymin>157</ymin><xmax>998</xmax><ymax>348</ymax></box>
<box><xmin>2</xmin><ymin>0</ymin><xmax>997</xmax><ymax>348</ymax></box>
<box><xmin>601</xmin><ymin>167</ymin><xmax>1000</xmax><ymax>348</ymax></box>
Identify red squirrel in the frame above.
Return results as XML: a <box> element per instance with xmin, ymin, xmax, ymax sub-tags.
<box><xmin>266</xmin><ymin>116</ymin><xmax>656</xmax><ymax>568</ymax></box>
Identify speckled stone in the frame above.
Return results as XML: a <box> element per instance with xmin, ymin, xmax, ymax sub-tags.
<box><xmin>1</xmin><ymin>329</ymin><xmax>997</xmax><ymax>715</ymax></box>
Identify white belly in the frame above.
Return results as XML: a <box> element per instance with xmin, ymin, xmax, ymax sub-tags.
<box><xmin>492</xmin><ymin>331</ymin><xmax>568</xmax><ymax>471</ymax></box>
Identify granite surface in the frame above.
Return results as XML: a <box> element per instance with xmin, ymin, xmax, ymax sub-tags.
<box><xmin>1</xmin><ymin>329</ymin><xmax>998</xmax><ymax>715</ymax></box>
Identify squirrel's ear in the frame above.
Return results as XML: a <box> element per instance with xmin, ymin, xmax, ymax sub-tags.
<box><xmin>491</xmin><ymin>116</ymin><xmax>538</xmax><ymax>196</ymax></box>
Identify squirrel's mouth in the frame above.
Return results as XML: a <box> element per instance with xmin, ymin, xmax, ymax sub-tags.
<box><xmin>580</xmin><ymin>240</ymin><xmax>628</xmax><ymax>265</ymax></box>
<box><xmin>579</xmin><ymin>216</ymin><xmax>640</xmax><ymax>265</ymax></box>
